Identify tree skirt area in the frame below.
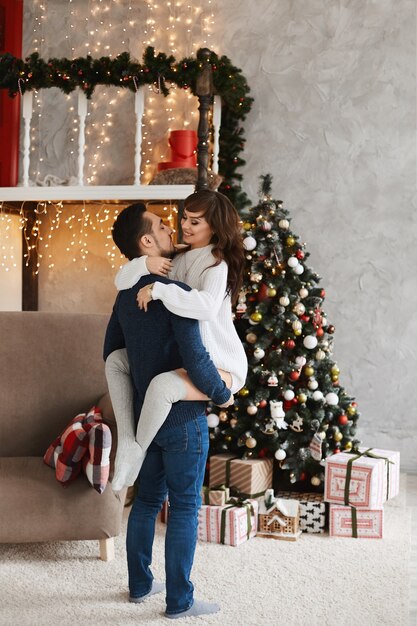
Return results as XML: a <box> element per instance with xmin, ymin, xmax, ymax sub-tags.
<box><xmin>0</xmin><ymin>494</ymin><xmax>410</xmax><ymax>626</ymax></box>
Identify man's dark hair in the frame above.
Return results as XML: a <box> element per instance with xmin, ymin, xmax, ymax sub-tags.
<box><xmin>112</xmin><ymin>202</ymin><xmax>152</xmax><ymax>260</ymax></box>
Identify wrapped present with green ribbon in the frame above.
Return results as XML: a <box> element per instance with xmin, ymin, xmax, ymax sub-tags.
<box><xmin>324</xmin><ymin>446</ymin><xmax>400</xmax><ymax>508</ymax></box>
<box><xmin>208</xmin><ymin>453</ymin><xmax>273</xmax><ymax>499</ymax></box>
<box><xmin>201</xmin><ymin>484</ymin><xmax>230</xmax><ymax>506</ymax></box>
<box><xmin>198</xmin><ymin>497</ymin><xmax>258</xmax><ymax>546</ymax></box>
<box><xmin>329</xmin><ymin>505</ymin><xmax>383</xmax><ymax>539</ymax></box>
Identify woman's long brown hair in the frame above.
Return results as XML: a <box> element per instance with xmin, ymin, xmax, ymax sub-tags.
<box><xmin>182</xmin><ymin>190</ymin><xmax>245</xmax><ymax>304</ymax></box>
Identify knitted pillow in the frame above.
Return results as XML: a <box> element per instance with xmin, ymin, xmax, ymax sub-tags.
<box><xmin>82</xmin><ymin>419</ymin><xmax>112</xmax><ymax>494</ymax></box>
<box><xmin>43</xmin><ymin>414</ymin><xmax>89</xmax><ymax>486</ymax></box>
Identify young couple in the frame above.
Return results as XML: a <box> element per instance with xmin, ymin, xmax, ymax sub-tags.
<box><xmin>104</xmin><ymin>189</ymin><xmax>247</xmax><ymax>619</ymax></box>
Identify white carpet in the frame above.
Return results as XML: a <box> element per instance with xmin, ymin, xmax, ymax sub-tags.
<box><xmin>0</xmin><ymin>491</ymin><xmax>410</xmax><ymax>626</ymax></box>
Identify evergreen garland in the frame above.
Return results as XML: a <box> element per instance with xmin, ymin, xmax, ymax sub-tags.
<box><xmin>0</xmin><ymin>47</ymin><xmax>252</xmax><ymax>208</ymax></box>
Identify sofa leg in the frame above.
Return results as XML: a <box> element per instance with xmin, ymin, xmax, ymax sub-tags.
<box><xmin>99</xmin><ymin>537</ymin><xmax>115</xmax><ymax>562</ymax></box>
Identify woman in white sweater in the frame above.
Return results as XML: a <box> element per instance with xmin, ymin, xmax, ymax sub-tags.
<box><xmin>108</xmin><ymin>190</ymin><xmax>247</xmax><ymax>490</ymax></box>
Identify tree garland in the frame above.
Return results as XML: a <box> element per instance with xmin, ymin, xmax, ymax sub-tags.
<box><xmin>0</xmin><ymin>46</ymin><xmax>252</xmax><ymax>208</ymax></box>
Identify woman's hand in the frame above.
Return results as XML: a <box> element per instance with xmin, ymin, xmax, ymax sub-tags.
<box><xmin>145</xmin><ymin>256</ymin><xmax>173</xmax><ymax>277</ymax></box>
<box><xmin>137</xmin><ymin>284</ymin><xmax>154</xmax><ymax>312</ymax></box>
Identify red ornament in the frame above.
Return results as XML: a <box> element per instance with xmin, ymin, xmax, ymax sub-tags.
<box><xmin>338</xmin><ymin>414</ymin><xmax>348</xmax><ymax>425</ymax></box>
<box><xmin>289</xmin><ymin>370</ymin><xmax>300</xmax><ymax>381</ymax></box>
<box><xmin>258</xmin><ymin>448</ymin><xmax>268</xmax><ymax>458</ymax></box>
<box><xmin>257</xmin><ymin>283</ymin><xmax>270</xmax><ymax>302</ymax></box>
<box><xmin>296</xmin><ymin>249</ymin><xmax>305</xmax><ymax>260</ymax></box>
<box><xmin>320</xmin><ymin>289</ymin><xmax>326</xmax><ymax>298</ymax></box>
<box><xmin>283</xmin><ymin>400</ymin><xmax>293</xmax><ymax>411</ymax></box>
<box><xmin>327</xmin><ymin>325</ymin><xmax>335</xmax><ymax>334</ymax></box>
<box><xmin>333</xmin><ymin>448</ymin><xmax>341</xmax><ymax>454</ymax></box>
<box><xmin>300</xmin><ymin>472</ymin><xmax>307</xmax><ymax>481</ymax></box>
<box><xmin>301</xmin><ymin>314</ymin><xmax>310</xmax><ymax>322</ymax></box>
<box><xmin>316</xmin><ymin>328</ymin><xmax>324</xmax><ymax>337</ymax></box>
<box><xmin>285</xmin><ymin>339</ymin><xmax>296</xmax><ymax>350</ymax></box>
<box><xmin>258</xmin><ymin>399</ymin><xmax>267</xmax><ymax>408</ymax></box>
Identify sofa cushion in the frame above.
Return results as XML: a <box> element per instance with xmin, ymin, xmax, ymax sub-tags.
<box><xmin>43</xmin><ymin>415</ymin><xmax>89</xmax><ymax>486</ymax></box>
<box><xmin>82</xmin><ymin>420</ymin><xmax>111</xmax><ymax>494</ymax></box>
<box><xmin>0</xmin><ymin>457</ymin><xmax>126</xmax><ymax>543</ymax></box>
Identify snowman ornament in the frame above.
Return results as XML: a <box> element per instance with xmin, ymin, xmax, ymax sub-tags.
<box><xmin>269</xmin><ymin>400</ymin><xmax>287</xmax><ymax>430</ymax></box>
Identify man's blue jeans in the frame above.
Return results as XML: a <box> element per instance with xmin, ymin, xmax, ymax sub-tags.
<box><xmin>126</xmin><ymin>414</ymin><xmax>209</xmax><ymax>614</ymax></box>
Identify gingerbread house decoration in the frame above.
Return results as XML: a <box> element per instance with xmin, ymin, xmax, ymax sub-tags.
<box><xmin>258</xmin><ymin>492</ymin><xmax>301</xmax><ymax>541</ymax></box>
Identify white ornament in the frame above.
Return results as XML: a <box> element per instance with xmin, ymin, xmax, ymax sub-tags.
<box><xmin>279</xmin><ymin>219</ymin><xmax>290</xmax><ymax>230</ymax></box>
<box><xmin>207</xmin><ymin>414</ymin><xmax>220</xmax><ymax>428</ymax></box>
<box><xmin>246</xmin><ymin>332</ymin><xmax>257</xmax><ymax>344</ymax></box>
<box><xmin>279</xmin><ymin>295</ymin><xmax>290</xmax><ymax>307</ymax></box>
<box><xmin>299</xmin><ymin>287</ymin><xmax>309</xmax><ymax>298</ymax></box>
<box><xmin>293</xmin><ymin>264</ymin><xmax>304</xmax><ymax>275</ymax></box>
<box><xmin>290</xmin><ymin>415</ymin><xmax>304</xmax><ymax>432</ymax></box>
<box><xmin>312</xmin><ymin>390</ymin><xmax>324</xmax><ymax>401</ymax></box>
<box><xmin>283</xmin><ymin>389</ymin><xmax>295</xmax><ymax>401</ymax></box>
<box><xmin>308</xmin><ymin>378</ymin><xmax>319</xmax><ymax>390</ymax></box>
<box><xmin>247</xmin><ymin>405</ymin><xmax>258</xmax><ymax>415</ymax></box>
<box><xmin>250</xmin><ymin>272</ymin><xmax>263</xmax><ymax>283</ymax></box>
<box><xmin>268</xmin><ymin>373</ymin><xmax>279</xmax><ymax>387</ymax></box>
<box><xmin>292</xmin><ymin>320</ymin><xmax>302</xmax><ymax>331</ymax></box>
<box><xmin>303</xmin><ymin>335</ymin><xmax>318</xmax><ymax>349</ymax></box>
<box><xmin>295</xmin><ymin>356</ymin><xmax>307</xmax><ymax>368</ymax></box>
<box><xmin>287</xmin><ymin>256</ymin><xmax>299</xmax><ymax>268</ymax></box>
<box><xmin>253</xmin><ymin>347</ymin><xmax>265</xmax><ymax>360</ymax></box>
<box><xmin>311</xmin><ymin>476</ymin><xmax>321</xmax><ymax>487</ymax></box>
<box><xmin>316</xmin><ymin>349</ymin><xmax>326</xmax><ymax>360</ymax></box>
<box><xmin>269</xmin><ymin>400</ymin><xmax>285</xmax><ymax>419</ymax></box>
<box><xmin>243</xmin><ymin>236</ymin><xmax>257</xmax><ymax>251</ymax></box>
<box><xmin>274</xmin><ymin>448</ymin><xmax>287</xmax><ymax>460</ymax></box>
<box><xmin>325</xmin><ymin>392</ymin><xmax>339</xmax><ymax>406</ymax></box>
<box><xmin>261</xmin><ymin>220</ymin><xmax>272</xmax><ymax>231</ymax></box>
<box><xmin>293</xmin><ymin>302</ymin><xmax>306</xmax><ymax>315</ymax></box>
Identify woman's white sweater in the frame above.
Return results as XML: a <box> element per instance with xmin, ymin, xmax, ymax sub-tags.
<box><xmin>115</xmin><ymin>245</ymin><xmax>247</xmax><ymax>393</ymax></box>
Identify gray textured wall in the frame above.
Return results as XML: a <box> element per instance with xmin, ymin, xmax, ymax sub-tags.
<box><xmin>22</xmin><ymin>0</ymin><xmax>417</xmax><ymax>470</ymax></box>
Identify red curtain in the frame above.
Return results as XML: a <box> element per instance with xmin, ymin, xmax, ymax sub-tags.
<box><xmin>0</xmin><ymin>0</ymin><xmax>23</xmax><ymax>186</ymax></box>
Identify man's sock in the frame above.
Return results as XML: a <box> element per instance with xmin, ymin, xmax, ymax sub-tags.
<box><xmin>129</xmin><ymin>581</ymin><xmax>165</xmax><ymax>603</ymax></box>
<box><xmin>165</xmin><ymin>600</ymin><xmax>220</xmax><ymax>619</ymax></box>
<box><xmin>111</xmin><ymin>440</ymin><xmax>145</xmax><ymax>492</ymax></box>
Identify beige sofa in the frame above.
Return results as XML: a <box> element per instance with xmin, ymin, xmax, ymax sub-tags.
<box><xmin>0</xmin><ymin>312</ymin><xmax>126</xmax><ymax>561</ymax></box>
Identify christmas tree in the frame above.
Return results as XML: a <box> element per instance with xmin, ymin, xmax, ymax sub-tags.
<box><xmin>207</xmin><ymin>175</ymin><xmax>360</xmax><ymax>491</ymax></box>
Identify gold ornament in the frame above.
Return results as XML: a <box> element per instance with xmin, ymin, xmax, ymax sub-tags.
<box><xmin>219</xmin><ymin>411</ymin><xmax>228</xmax><ymax>422</ymax></box>
<box><xmin>304</xmin><ymin>365</ymin><xmax>314</xmax><ymax>377</ymax></box>
<box><xmin>246</xmin><ymin>332</ymin><xmax>257</xmax><ymax>344</ymax></box>
<box><xmin>286</xmin><ymin>236</ymin><xmax>296</xmax><ymax>247</ymax></box>
<box><xmin>246</xmin><ymin>437</ymin><xmax>257</xmax><ymax>449</ymax></box>
<box><xmin>250</xmin><ymin>312</ymin><xmax>263</xmax><ymax>323</ymax></box>
<box><xmin>297</xmin><ymin>393</ymin><xmax>307</xmax><ymax>404</ymax></box>
<box><xmin>243</xmin><ymin>222</ymin><xmax>252</xmax><ymax>231</ymax></box>
<box><xmin>225</xmin><ymin>435</ymin><xmax>232</xmax><ymax>442</ymax></box>
<box><xmin>334</xmin><ymin>431</ymin><xmax>343</xmax><ymax>442</ymax></box>
<box><xmin>331</xmin><ymin>365</ymin><xmax>340</xmax><ymax>375</ymax></box>
<box><xmin>344</xmin><ymin>441</ymin><xmax>353</xmax><ymax>450</ymax></box>
<box><xmin>294</xmin><ymin>329</ymin><xmax>302</xmax><ymax>336</ymax></box>
<box><xmin>347</xmin><ymin>405</ymin><xmax>357</xmax><ymax>416</ymax></box>
<box><xmin>267</xmin><ymin>287</ymin><xmax>277</xmax><ymax>297</ymax></box>
<box><xmin>239</xmin><ymin>387</ymin><xmax>250</xmax><ymax>397</ymax></box>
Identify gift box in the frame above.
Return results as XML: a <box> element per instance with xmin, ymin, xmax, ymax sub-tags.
<box><xmin>276</xmin><ymin>491</ymin><xmax>327</xmax><ymax>533</ymax></box>
<box><xmin>158</xmin><ymin>499</ymin><xmax>169</xmax><ymax>523</ymax></box>
<box><xmin>198</xmin><ymin>498</ymin><xmax>258</xmax><ymax>546</ymax></box>
<box><xmin>209</xmin><ymin>454</ymin><xmax>273</xmax><ymax>498</ymax></box>
<box><xmin>329</xmin><ymin>505</ymin><xmax>383</xmax><ymax>539</ymax></box>
<box><xmin>202</xmin><ymin>485</ymin><xmax>230</xmax><ymax>506</ymax></box>
<box><xmin>324</xmin><ymin>447</ymin><xmax>400</xmax><ymax>508</ymax></box>
<box><xmin>258</xmin><ymin>492</ymin><xmax>301</xmax><ymax>541</ymax></box>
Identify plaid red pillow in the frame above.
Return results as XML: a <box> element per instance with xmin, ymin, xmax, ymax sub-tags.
<box><xmin>82</xmin><ymin>419</ymin><xmax>111</xmax><ymax>494</ymax></box>
<box><xmin>43</xmin><ymin>414</ymin><xmax>89</xmax><ymax>486</ymax></box>
<box><xmin>43</xmin><ymin>406</ymin><xmax>112</xmax><ymax>492</ymax></box>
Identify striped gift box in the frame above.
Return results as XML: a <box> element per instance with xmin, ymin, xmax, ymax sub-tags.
<box><xmin>208</xmin><ymin>454</ymin><xmax>273</xmax><ymax>498</ymax></box>
<box><xmin>198</xmin><ymin>499</ymin><xmax>258</xmax><ymax>546</ymax></box>
<box><xmin>329</xmin><ymin>505</ymin><xmax>383</xmax><ymax>539</ymax></box>
<box><xmin>325</xmin><ymin>447</ymin><xmax>400</xmax><ymax>508</ymax></box>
